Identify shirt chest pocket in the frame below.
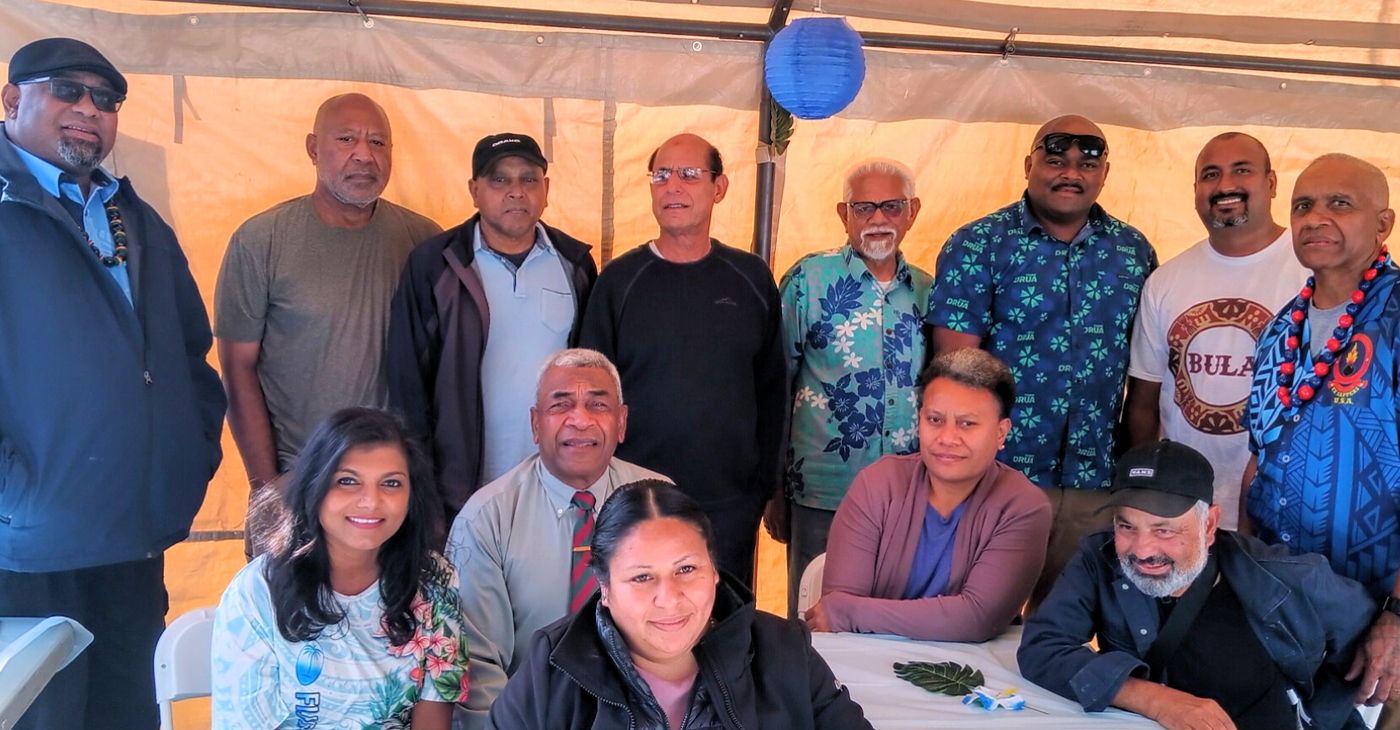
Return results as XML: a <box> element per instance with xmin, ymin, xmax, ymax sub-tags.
<box><xmin>541</xmin><ymin>287</ymin><xmax>575</xmax><ymax>334</ymax></box>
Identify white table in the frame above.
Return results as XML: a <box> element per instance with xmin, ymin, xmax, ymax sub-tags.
<box><xmin>813</xmin><ymin>627</ymin><xmax>1165</xmax><ymax>729</ymax></box>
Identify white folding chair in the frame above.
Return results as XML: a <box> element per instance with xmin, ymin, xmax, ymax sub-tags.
<box><xmin>154</xmin><ymin>607</ymin><xmax>216</xmax><ymax>730</ymax></box>
<box><xmin>0</xmin><ymin>616</ymin><xmax>91</xmax><ymax>728</ymax></box>
<box><xmin>796</xmin><ymin>552</ymin><xmax>827</xmax><ymax>616</ymax></box>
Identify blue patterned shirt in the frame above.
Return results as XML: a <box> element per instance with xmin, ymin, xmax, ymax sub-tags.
<box><xmin>925</xmin><ymin>195</ymin><xmax>1157</xmax><ymax>490</ymax></box>
<box><xmin>1246</xmin><ymin>264</ymin><xmax>1400</xmax><ymax>599</ymax></box>
<box><xmin>780</xmin><ymin>245</ymin><xmax>933</xmax><ymax>510</ymax></box>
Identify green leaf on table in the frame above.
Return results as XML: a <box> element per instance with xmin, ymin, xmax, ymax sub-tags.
<box><xmin>892</xmin><ymin>661</ymin><xmax>985</xmax><ymax>696</ymax></box>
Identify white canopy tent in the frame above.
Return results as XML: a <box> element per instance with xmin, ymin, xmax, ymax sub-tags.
<box><xmin>2</xmin><ymin>3</ymin><xmax>1398</xmax><ymax>721</ymax></box>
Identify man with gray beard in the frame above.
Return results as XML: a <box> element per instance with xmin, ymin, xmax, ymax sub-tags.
<box><xmin>770</xmin><ymin>159</ymin><xmax>932</xmax><ymax>617</ymax></box>
<box><xmin>215</xmin><ymin>93</ymin><xmax>440</xmax><ymax>555</ymax></box>
<box><xmin>1021</xmin><ymin>441</ymin><xmax>1375</xmax><ymax>730</ymax></box>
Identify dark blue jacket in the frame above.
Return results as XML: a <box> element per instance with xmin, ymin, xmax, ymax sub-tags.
<box><xmin>0</xmin><ymin>127</ymin><xmax>225</xmax><ymax>572</ymax></box>
<box><xmin>1019</xmin><ymin>529</ymin><xmax>1374</xmax><ymax>730</ymax></box>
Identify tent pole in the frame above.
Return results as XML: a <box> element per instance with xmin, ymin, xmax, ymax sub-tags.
<box><xmin>751</xmin><ymin>0</ymin><xmax>792</xmax><ymax>266</ymax></box>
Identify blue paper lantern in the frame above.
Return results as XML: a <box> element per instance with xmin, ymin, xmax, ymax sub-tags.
<box><xmin>765</xmin><ymin>17</ymin><xmax>866</xmax><ymax>120</ymax></box>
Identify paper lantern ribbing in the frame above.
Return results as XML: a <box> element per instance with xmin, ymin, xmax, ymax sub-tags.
<box><xmin>764</xmin><ymin>17</ymin><xmax>865</xmax><ymax>120</ymax></box>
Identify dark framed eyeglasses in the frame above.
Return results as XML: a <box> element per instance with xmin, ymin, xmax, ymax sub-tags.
<box><xmin>650</xmin><ymin>166</ymin><xmax>718</xmax><ymax>185</ymax></box>
<box><xmin>847</xmin><ymin>199</ymin><xmax>910</xmax><ymax>217</ymax></box>
<box><xmin>19</xmin><ymin>76</ymin><xmax>125</xmax><ymax>113</ymax></box>
<box><xmin>1033</xmin><ymin>132</ymin><xmax>1107</xmax><ymax>159</ymax></box>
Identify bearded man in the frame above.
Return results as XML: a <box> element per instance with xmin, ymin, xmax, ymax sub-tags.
<box><xmin>1020</xmin><ymin>440</ymin><xmax>1375</xmax><ymax>730</ymax></box>
<box><xmin>770</xmin><ymin>159</ymin><xmax>933</xmax><ymax>616</ymax></box>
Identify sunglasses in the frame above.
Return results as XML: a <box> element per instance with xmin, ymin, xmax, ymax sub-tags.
<box><xmin>1033</xmin><ymin>132</ymin><xmax>1107</xmax><ymax>158</ymax></box>
<box><xmin>20</xmin><ymin>76</ymin><xmax>125</xmax><ymax>113</ymax></box>
<box><xmin>650</xmin><ymin>166</ymin><xmax>718</xmax><ymax>185</ymax></box>
<box><xmin>846</xmin><ymin>199</ymin><xmax>910</xmax><ymax>217</ymax></box>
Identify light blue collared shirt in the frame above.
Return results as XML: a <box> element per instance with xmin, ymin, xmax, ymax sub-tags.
<box><xmin>472</xmin><ymin>222</ymin><xmax>575</xmax><ymax>483</ymax></box>
<box><xmin>12</xmin><ymin>143</ymin><xmax>130</xmax><ymax>304</ymax></box>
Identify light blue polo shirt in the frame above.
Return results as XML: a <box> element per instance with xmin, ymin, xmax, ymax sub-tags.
<box><xmin>473</xmin><ymin>222</ymin><xmax>575</xmax><ymax>483</ymax></box>
<box><xmin>12</xmin><ymin>143</ymin><xmax>130</xmax><ymax>304</ymax></box>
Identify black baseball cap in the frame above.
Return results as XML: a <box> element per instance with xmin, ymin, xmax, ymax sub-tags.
<box><xmin>471</xmin><ymin>133</ymin><xmax>547</xmax><ymax>179</ymax></box>
<box><xmin>1099</xmin><ymin>440</ymin><xmax>1214</xmax><ymax>518</ymax></box>
<box><xmin>8</xmin><ymin>38</ymin><xmax>127</xmax><ymax>96</ymax></box>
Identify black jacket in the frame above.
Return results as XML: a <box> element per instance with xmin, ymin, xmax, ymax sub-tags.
<box><xmin>0</xmin><ymin>126</ymin><xmax>225</xmax><ymax>571</ymax></box>
<box><xmin>386</xmin><ymin>214</ymin><xmax>596</xmax><ymax>520</ymax></box>
<box><xmin>488</xmin><ymin>575</ymin><xmax>873</xmax><ymax>730</ymax></box>
<box><xmin>1019</xmin><ymin>529</ymin><xmax>1375</xmax><ymax>729</ymax></box>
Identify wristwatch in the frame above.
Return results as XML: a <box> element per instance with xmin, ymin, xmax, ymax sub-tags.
<box><xmin>1381</xmin><ymin>596</ymin><xmax>1400</xmax><ymax>618</ymax></box>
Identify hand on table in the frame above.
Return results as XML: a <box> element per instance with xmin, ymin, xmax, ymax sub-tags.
<box><xmin>1348</xmin><ymin>610</ymin><xmax>1400</xmax><ymax>705</ymax></box>
<box><xmin>804</xmin><ymin>599</ymin><xmax>832</xmax><ymax>632</ymax></box>
<box><xmin>1152</xmin><ymin>694</ymin><xmax>1237</xmax><ymax>730</ymax></box>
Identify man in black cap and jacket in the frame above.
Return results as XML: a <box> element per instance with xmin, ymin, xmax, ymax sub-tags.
<box><xmin>1020</xmin><ymin>441</ymin><xmax>1375</xmax><ymax>730</ymax></box>
<box><xmin>0</xmin><ymin>37</ymin><xmax>225</xmax><ymax>729</ymax></box>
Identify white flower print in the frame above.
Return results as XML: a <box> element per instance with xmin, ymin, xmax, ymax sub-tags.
<box><xmin>811</xmin><ymin>392</ymin><xmax>830</xmax><ymax>410</ymax></box>
<box><xmin>891</xmin><ymin>428</ymin><xmax>912</xmax><ymax>449</ymax></box>
<box><xmin>843</xmin><ymin>352</ymin><xmax>864</xmax><ymax>369</ymax></box>
<box><xmin>796</xmin><ymin>386</ymin><xmax>815</xmax><ymax>404</ymax></box>
<box><xmin>834</xmin><ymin>320</ymin><xmax>858</xmax><ymax>339</ymax></box>
<box><xmin>834</xmin><ymin>337</ymin><xmax>855</xmax><ymax>354</ymax></box>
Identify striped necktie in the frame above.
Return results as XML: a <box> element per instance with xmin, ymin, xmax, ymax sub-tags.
<box><xmin>569</xmin><ymin>490</ymin><xmax>598</xmax><ymax>614</ymax></box>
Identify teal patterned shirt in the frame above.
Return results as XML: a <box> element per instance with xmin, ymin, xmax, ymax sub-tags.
<box><xmin>781</xmin><ymin>245</ymin><xmax>933</xmax><ymax>510</ymax></box>
<box><xmin>925</xmin><ymin>196</ymin><xmax>1157</xmax><ymax>490</ymax></box>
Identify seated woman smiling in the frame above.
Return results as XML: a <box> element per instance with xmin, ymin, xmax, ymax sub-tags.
<box><xmin>805</xmin><ymin>349</ymin><xmax>1052</xmax><ymax>642</ymax></box>
<box><xmin>211</xmin><ymin>408</ymin><xmax>469</xmax><ymax>730</ymax></box>
<box><xmin>489</xmin><ymin>479</ymin><xmax>873</xmax><ymax>730</ymax></box>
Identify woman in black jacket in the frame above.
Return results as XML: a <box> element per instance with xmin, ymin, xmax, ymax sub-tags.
<box><xmin>488</xmin><ymin>479</ymin><xmax>872</xmax><ymax>730</ymax></box>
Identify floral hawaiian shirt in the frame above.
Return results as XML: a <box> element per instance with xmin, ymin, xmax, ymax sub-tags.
<box><xmin>925</xmin><ymin>195</ymin><xmax>1157</xmax><ymax>490</ymax></box>
<box><xmin>781</xmin><ymin>245</ymin><xmax>933</xmax><ymax>510</ymax></box>
<box><xmin>212</xmin><ymin>554</ymin><xmax>470</xmax><ymax>730</ymax></box>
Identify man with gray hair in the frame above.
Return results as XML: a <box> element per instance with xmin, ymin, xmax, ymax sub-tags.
<box><xmin>1021</xmin><ymin>440</ymin><xmax>1374</xmax><ymax>730</ymax></box>
<box><xmin>771</xmin><ymin>158</ymin><xmax>932</xmax><ymax>617</ymax></box>
<box><xmin>447</xmin><ymin>348</ymin><xmax>669</xmax><ymax>728</ymax></box>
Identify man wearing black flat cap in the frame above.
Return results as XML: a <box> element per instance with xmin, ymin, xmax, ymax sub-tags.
<box><xmin>0</xmin><ymin>37</ymin><xmax>225</xmax><ymax>729</ymax></box>
<box><xmin>388</xmin><ymin>132</ymin><xmax>597</xmax><ymax>523</ymax></box>
<box><xmin>1021</xmin><ymin>441</ymin><xmax>1376</xmax><ymax>730</ymax></box>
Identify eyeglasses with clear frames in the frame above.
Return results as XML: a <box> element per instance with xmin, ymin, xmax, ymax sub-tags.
<box><xmin>19</xmin><ymin>76</ymin><xmax>125</xmax><ymax>113</ymax></box>
<box><xmin>846</xmin><ymin>199</ymin><xmax>910</xmax><ymax>217</ymax></box>
<box><xmin>650</xmin><ymin>167</ymin><xmax>718</xmax><ymax>185</ymax></box>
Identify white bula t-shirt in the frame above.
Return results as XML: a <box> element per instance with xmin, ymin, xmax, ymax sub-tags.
<box><xmin>1128</xmin><ymin>230</ymin><xmax>1307</xmax><ymax>529</ymax></box>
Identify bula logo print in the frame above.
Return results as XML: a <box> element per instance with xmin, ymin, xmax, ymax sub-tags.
<box><xmin>1166</xmin><ymin>297</ymin><xmax>1274</xmax><ymax>436</ymax></box>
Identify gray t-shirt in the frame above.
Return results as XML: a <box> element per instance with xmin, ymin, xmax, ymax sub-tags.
<box><xmin>1309</xmin><ymin>301</ymin><xmax>1349</xmax><ymax>358</ymax></box>
<box><xmin>215</xmin><ymin>195</ymin><xmax>441</xmax><ymax>469</ymax></box>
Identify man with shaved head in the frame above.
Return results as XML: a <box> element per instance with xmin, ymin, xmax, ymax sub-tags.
<box><xmin>1125</xmin><ymin>133</ymin><xmax>1305</xmax><ymax>531</ymax></box>
<box><xmin>216</xmin><ymin>93</ymin><xmax>440</xmax><ymax>554</ymax></box>
<box><xmin>925</xmin><ymin>115</ymin><xmax>1158</xmax><ymax>612</ymax></box>
<box><xmin>579</xmin><ymin>133</ymin><xmax>786</xmax><ymax>588</ymax></box>
<box><xmin>1245</xmin><ymin>153</ymin><xmax>1400</xmax><ymax>719</ymax></box>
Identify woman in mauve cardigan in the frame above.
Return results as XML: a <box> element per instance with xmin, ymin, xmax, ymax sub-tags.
<box><xmin>816</xmin><ymin>452</ymin><xmax>1052</xmax><ymax>642</ymax></box>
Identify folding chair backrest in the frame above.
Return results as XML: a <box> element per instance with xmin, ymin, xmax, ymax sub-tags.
<box><xmin>154</xmin><ymin>607</ymin><xmax>216</xmax><ymax>730</ymax></box>
<box><xmin>796</xmin><ymin>552</ymin><xmax>827</xmax><ymax>616</ymax></box>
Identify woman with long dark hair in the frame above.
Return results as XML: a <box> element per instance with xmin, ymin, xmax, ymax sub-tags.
<box><xmin>212</xmin><ymin>407</ymin><xmax>468</xmax><ymax>730</ymax></box>
<box><xmin>489</xmin><ymin>479</ymin><xmax>872</xmax><ymax>730</ymax></box>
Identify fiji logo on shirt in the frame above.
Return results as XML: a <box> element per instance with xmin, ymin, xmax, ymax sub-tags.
<box><xmin>1330</xmin><ymin>334</ymin><xmax>1374</xmax><ymax>405</ymax></box>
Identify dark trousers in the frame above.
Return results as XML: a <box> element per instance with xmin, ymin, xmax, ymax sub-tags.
<box><xmin>1025</xmin><ymin>488</ymin><xmax>1113</xmax><ymax>616</ymax></box>
<box><xmin>0</xmin><ymin>557</ymin><xmax>167</xmax><ymax>730</ymax></box>
<box><xmin>707</xmin><ymin>501</ymin><xmax>763</xmax><ymax>590</ymax></box>
<box><xmin>786</xmin><ymin>503</ymin><xmax>836</xmax><ymax>619</ymax></box>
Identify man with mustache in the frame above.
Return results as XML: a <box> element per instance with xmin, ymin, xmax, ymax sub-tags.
<box><xmin>1021</xmin><ymin>441</ymin><xmax>1374</xmax><ymax>730</ymax></box>
<box><xmin>389</xmin><ymin>133</ymin><xmax>597</xmax><ymax>523</ymax></box>
<box><xmin>447</xmin><ymin>348</ymin><xmax>669</xmax><ymax>728</ymax></box>
<box><xmin>0</xmin><ymin>38</ymin><xmax>226</xmax><ymax>728</ymax></box>
<box><xmin>1125</xmin><ymin>133</ymin><xmax>1305</xmax><ymax>531</ymax></box>
<box><xmin>771</xmin><ymin>159</ymin><xmax>932</xmax><ymax>617</ymax></box>
<box><xmin>1245</xmin><ymin>153</ymin><xmax>1400</xmax><ymax>726</ymax></box>
<box><xmin>216</xmin><ymin>93</ymin><xmax>440</xmax><ymax>555</ymax></box>
<box><xmin>925</xmin><ymin>115</ymin><xmax>1157</xmax><ymax>612</ymax></box>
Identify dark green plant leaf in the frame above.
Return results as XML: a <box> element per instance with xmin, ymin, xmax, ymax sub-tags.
<box><xmin>770</xmin><ymin>99</ymin><xmax>794</xmax><ymax>157</ymax></box>
<box><xmin>892</xmin><ymin>661</ymin><xmax>985</xmax><ymax>696</ymax></box>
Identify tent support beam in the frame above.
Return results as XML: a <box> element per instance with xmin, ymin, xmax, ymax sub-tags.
<box><xmin>751</xmin><ymin>0</ymin><xmax>791</xmax><ymax>265</ymax></box>
<box><xmin>161</xmin><ymin>0</ymin><xmax>774</xmax><ymax>40</ymax></box>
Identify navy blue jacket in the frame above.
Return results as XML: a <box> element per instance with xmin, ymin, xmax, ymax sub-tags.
<box><xmin>1019</xmin><ymin>529</ymin><xmax>1374</xmax><ymax>730</ymax></box>
<box><xmin>0</xmin><ymin>127</ymin><xmax>225</xmax><ymax>572</ymax></box>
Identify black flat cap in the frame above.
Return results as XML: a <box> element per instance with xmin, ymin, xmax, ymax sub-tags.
<box><xmin>8</xmin><ymin>38</ymin><xmax>127</xmax><ymax>96</ymax></box>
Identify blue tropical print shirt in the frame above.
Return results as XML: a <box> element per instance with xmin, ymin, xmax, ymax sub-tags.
<box><xmin>1246</xmin><ymin>263</ymin><xmax>1400</xmax><ymax>599</ymax></box>
<box><xmin>925</xmin><ymin>195</ymin><xmax>1157</xmax><ymax>490</ymax></box>
<box><xmin>780</xmin><ymin>245</ymin><xmax>933</xmax><ymax>510</ymax></box>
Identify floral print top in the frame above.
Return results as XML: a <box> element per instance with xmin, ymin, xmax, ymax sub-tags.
<box><xmin>212</xmin><ymin>554</ymin><xmax>469</xmax><ymax>729</ymax></box>
<box><xmin>780</xmin><ymin>245</ymin><xmax>933</xmax><ymax>510</ymax></box>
